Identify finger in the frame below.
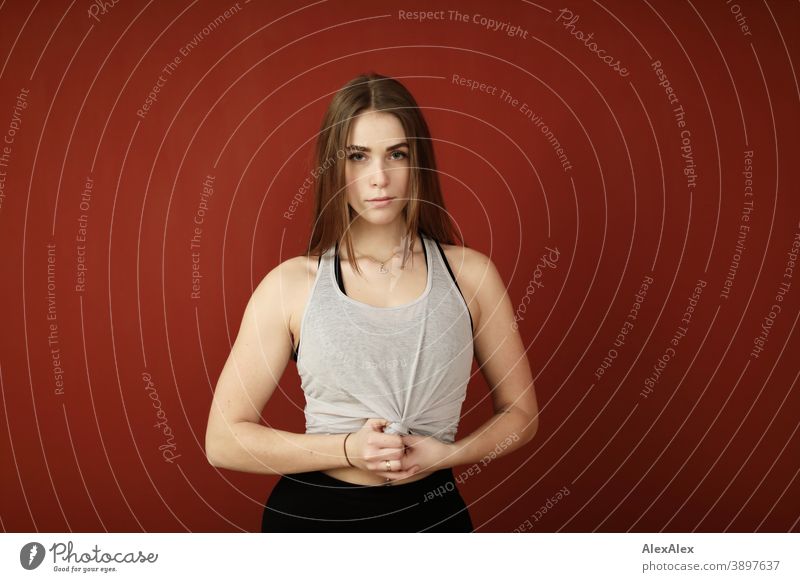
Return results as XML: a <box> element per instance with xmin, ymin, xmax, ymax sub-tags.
<box><xmin>368</xmin><ymin>458</ymin><xmax>401</xmax><ymax>473</ymax></box>
<box><xmin>363</xmin><ymin>446</ymin><xmax>405</xmax><ymax>463</ymax></box>
<box><xmin>368</xmin><ymin>432</ymin><xmax>404</xmax><ymax>450</ymax></box>
<box><xmin>368</xmin><ymin>458</ymin><xmax>417</xmax><ymax>473</ymax></box>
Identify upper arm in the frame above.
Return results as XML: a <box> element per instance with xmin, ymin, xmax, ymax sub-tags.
<box><xmin>465</xmin><ymin>249</ymin><xmax>539</xmax><ymax>423</ymax></box>
<box><xmin>205</xmin><ymin>260</ymin><xmax>297</xmax><ymax>454</ymax></box>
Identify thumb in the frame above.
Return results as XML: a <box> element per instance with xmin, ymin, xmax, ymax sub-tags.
<box><xmin>401</xmin><ymin>434</ymin><xmax>421</xmax><ymax>446</ymax></box>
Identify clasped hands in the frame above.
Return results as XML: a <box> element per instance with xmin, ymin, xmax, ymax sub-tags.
<box><xmin>344</xmin><ymin>418</ymin><xmax>453</xmax><ymax>482</ymax></box>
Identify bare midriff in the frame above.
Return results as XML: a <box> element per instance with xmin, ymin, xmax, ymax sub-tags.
<box><xmin>322</xmin><ymin>466</ymin><xmax>437</xmax><ymax>486</ymax></box>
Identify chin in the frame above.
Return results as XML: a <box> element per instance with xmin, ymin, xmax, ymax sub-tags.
<box><xmin>358</xmin><ymin>211</ymin><xmax>403</xmax><ymax>225</ymax></box>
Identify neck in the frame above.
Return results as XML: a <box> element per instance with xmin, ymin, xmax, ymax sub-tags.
<box><xmin>343</xmin><ymin>215</ymin><xmax>416</xmax><ymax>260</ymax></box>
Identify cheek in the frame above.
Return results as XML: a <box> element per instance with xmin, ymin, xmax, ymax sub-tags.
<box><xmin>345</xmin><ymin>164</ymin><xmax>366</xmax><ymax>186</ymax></box>
<box><xmin>345</xmin><ymin>167</ymin><xmax>357</xmax><ymax>193</ymax></box>
<box><xmin>396</xmin><ymin>167</ymin><xmax>410</xmax><ymax>187</ymax></box>
<box><xmin>345</xmin><ymin>168</ymin><xmax>360</xmax><ymax>202</ymax></box>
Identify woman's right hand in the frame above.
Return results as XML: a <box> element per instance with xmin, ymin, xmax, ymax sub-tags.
<box><xmin>345</xmin><ymin>419</ymin><xmax>420</xmax><ymax>481</ymax></box>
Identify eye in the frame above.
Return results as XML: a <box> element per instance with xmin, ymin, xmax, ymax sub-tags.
<box><xmin>347</xmin><ymin>152</ymin><xmax>365</xmax><ymax>162</ymax></box>
<box><xmin>390</xmin><ymin>150</ymin><xmax>408</xmax><ymax>160</ymax></box>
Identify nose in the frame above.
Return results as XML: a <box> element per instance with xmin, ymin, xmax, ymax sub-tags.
<box><xmin>369</xmin><ymin>160</ymin><xmax>389</xmax><ymax>189</ymax></box>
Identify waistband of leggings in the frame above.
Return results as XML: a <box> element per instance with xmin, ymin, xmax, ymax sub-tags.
<box><xmin>284</xmin><ymin>468</ymin><xmax>458</xmax><ymax>497</ymax></box>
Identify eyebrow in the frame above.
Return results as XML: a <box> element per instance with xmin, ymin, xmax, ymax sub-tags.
<box><xmin>345</xmin><ymin>142</ymin><xmax>409</xmax><ymax>153</ymax></box>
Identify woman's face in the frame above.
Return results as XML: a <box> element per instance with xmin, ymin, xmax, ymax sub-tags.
<box><xmin>344</xmin><ymin>109</ymin><xmax>411</xmax><ymax>224</ymax></box>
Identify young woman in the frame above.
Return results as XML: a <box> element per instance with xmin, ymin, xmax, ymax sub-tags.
<box><xmin>205</xmin><ymin>72</ymin><xmax>539</xmax><ymax>532</ymax></box>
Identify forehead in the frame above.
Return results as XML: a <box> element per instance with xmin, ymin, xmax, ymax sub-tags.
<box><xmin>347</xmin><ymin>110</ymin><xmax>406</xmax><ymax>146</ymax></box>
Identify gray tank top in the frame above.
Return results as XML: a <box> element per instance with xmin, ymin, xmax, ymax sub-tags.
<box><xmin>295</xmin><ymin>232</ymin><xmax>474</xmax><ymax>444</ymax></box>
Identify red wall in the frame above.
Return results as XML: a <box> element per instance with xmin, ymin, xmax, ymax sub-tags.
<box><xmin>0</xmin><ymin>0</ymin><xmax>798</xmax><ymax>532</ymax></box>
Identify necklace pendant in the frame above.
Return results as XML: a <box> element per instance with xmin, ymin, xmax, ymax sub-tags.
<box><xmin>378</xmin><ymin>263</ymin><xmax>389</xmax><ymax>274</ymax></box>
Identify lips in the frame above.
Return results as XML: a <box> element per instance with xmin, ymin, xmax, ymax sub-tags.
<box><xmin>367</xmin><ymin>196</ymin><xmax>394</xmax><ymax>202</ymax></box>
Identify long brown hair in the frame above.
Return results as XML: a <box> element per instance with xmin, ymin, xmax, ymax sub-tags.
<box><xmin>306</xmin><ymin>72</ymin><xmax>465</xmax><ymax>274</ymax></box>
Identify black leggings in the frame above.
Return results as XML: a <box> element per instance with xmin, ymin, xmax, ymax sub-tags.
<box><xmin>261</xmin><ymin>468</ymin><xmax>473</xmax><ymax>532</ymax></box>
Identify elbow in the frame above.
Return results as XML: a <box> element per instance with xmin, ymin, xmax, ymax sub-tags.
<box><xmin>205</xmin><ymin>429</ymin><xmax>231</xmax><ymax>468</ymax></box>
<box><xmin>206</xmin><ymin>451</ymin><xmax>225</xmax><ymax>469</ymax></box>
<box><xmin>205</xmin><ymin>443</ymin><xmax>225</xmax><ymax>468</ymax></box>
<box><xmin>525</xmin><ymin>417</ymin><xmax>539</xmax><ymax>444</ymax></box>
<box><xmin>205</xmin><ymin>416</ymin><xmax>246</xmax><ymax>468</ymax></box>
<box><xmin>517</xmin><ymin>391</ymin><xmax>539</xmax><ymax>444</ymax></box>
<box><xmin>519</xmin><ymin>409</ymin><xmax>539</xmax><ymax>445</ymax></box>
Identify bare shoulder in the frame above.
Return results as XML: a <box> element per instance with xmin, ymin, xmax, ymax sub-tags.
<box><xmin>439</xmin><ymin>244</ymin><xmax>506</xmax><ymax>329</ymax></box>
<box><xmin>251</xmin><ymin>253</ymin><xmax>321</xmax><ymax>342</ymax></box>
<box><xmin>253</xmin><ymin>254</ymin><xmax>319</xmax><ymax>302</ymax></box>
<box><xmin>439</xmin><ymin>243</ymin><xmax>502</xmax><ymax>292</ymax></box>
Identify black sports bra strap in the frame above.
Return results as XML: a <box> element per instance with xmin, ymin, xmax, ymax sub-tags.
<box><xmin>433</xmin><ymin>239</ymin><xmax>474</xmax><ymax>334</ymax></box>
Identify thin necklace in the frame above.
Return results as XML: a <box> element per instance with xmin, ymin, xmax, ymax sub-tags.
<box><xmin>355</xmin><ymin>249</ymin><xmax>400</xmax><ymax>274</ymax></box>
<box><xmin>350</xmin><ymin>237</ymin><xmax>413</xmax><ymax>274</ymax></box>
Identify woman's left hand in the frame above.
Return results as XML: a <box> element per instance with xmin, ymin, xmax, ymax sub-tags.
<box><xmin>399</xmin><ymin>433</ymin><xmax>455</xmax><ymax>473</ymax></box>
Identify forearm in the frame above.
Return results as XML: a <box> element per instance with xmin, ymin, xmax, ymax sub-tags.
<box><xmin>447</xmin><ymin>405</ymin><xmax>538</xmax><ymax>468</ymax></box>
<box><xmin>207</xmin><ymin>422</ymin><xmax>350</xmax><ymax>475</ymax></box>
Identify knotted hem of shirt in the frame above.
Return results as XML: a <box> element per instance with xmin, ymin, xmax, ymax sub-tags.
<box><xmin>383</xmin><ymin>420</ymin><xmax>411</xmax><ymax>435</ymax></box>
